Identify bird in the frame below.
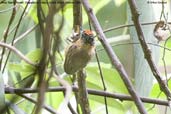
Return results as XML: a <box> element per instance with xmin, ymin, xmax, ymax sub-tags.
<box><xmin>153</xmin><ymin>21</ymin><xmax>170</xmax><ymax>43</ymax></box>
<box><xmin>64</xmin><ymin>30</ymin><xmax>95</xmax><ymax>75</ymax></box>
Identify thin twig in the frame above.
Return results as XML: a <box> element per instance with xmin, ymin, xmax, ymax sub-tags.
<box><xmin>104</xmin><ymin>22</ymin><xmax>155</xmax><ymax>33</ymax></box>
<box><xmin>81</xmin><ymin>0</ymin><xmax>147</xmax><ymax>114</ymax></box>
<box><xmin>103</xmin><ymin>21</ymin><xmax>171</xmax><ymax>34</ymax></box>
<box><xmin>48</xmin><ymin>3</ymin><xmax>75</xmax><ymax>114</ymax></box>
<box><xmin>35</xmin><ymin>0</ymin><xmax>55</xmax><ymax>113</ymax></box>
<box><xmin>161</xmin><ymin>0</ymin><xmax>171</xmax><ymax>87</ymax></box>
<box><xmin>147</xmin><ymin>91</ymin><xmax>162</xmax><ymax>111</ymax></box>
<box><xmin>97</xmin><ymin>42</ymin><xmax>171</xmax><ymax>52</ymax></box>
<box><xmin>2</xmin><ymin>0</ymin><xmax>30</xmax><ymax>73</ymax></box>
<box><xmin>53</xmin><ymin>73</ymin><xmax>72</xmax><ymax>113</ymax></box>
<box><xmin>160</xmin><ymin>0</ymin><xmax>169</xmax><ymax>86</ymax></box>
<box><xmin>0</xmin><ymin>42</ymin><xmax>36</xmax><ymax>66</ymax></box>
<box><xmin>95</xmin><ymin>50</ymin><xmax>108</xmax><ymax>114</ymax></box>
<box><xmin>161</xmin><ymin>3</ymin><xmax>170</xmax><ymax>112</ymax></box>
<box><xmin>13</xmin><ymin>24</ymin><xmax>38</xmax><ymax>45</ymax></box>
<box><xmin>0</xmin><ymin>5</ymin><xmax>18</xmax><ymax>13</ymax></box>
<box><xmin>162</xmin><ymin>39</ymin><xmax>170</xmax><ymax>86</ymax></box>
<box><xmin>17</xmin><ymin>94</ymin><xmax>58</xmax><ymax>114</ymax></box>
<box><xmin>0</xmin><ymin>0</ymin><xmax>16</xmax><ymax>70</ymax></box>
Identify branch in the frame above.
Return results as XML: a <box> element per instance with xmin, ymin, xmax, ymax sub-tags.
<box><xmin>0</xmin><ymin>42</ymin><xmax>36</xmax><ymax>66</ymax></box>
<box><xmin>0</xmin><ymin>0</ymin><xmax>16</xmax><ymax>70</ymax></box>
<box><xmin>77</xmin><ymin>70</ymin><xmax>91</xmax><ymax>114</ymax></box>
<box><xmin>73</xmin><ymin>0</ymin><xmax>91</xmax><ymax>113</ymax></box>
<box><xmin>95</xmin><ymin>50</ymin><xmax>108</xmax><ymax>113</ymax></box>
<box><xmin>13</xmin><ymin>24</ymin><xmax>38</xmax><ymax>45</ymax></box>
<box><xmin>53</xmin><ymin>72</ymin><xmax>72</xmax><ymax>110</ymax></box>
<box><xmin>5</xmin><ymin>87</ymin><xmax>170</xmax><ymax>106</ymax></box>
<box><xmin>127</xmin><ymin>0</ymin><xmax>171</xmax><ymax>100</ymax></box>
<box><xmin>35</xmin><ymin>0</ymin><xmax>54</xmax><ymax>113</ymax></box>
<box><xmin>103</xmin><ymin>21</ymin><xmax>171</xmax><ymax>33</ymax></box>
<box><xmin>81</xmin><ymin>0</ymin><xmax>147</xmax><ymax>114</ymax></box>
<box><xmin>18</xmin><ymin>94</ymin><xmax>58</xmax><ymax>114</ymax></box>
<box><xmin>2</xmin><ymin>0</ymin><xmax>29</xmax><ymax>73</ymax></box>
<box><xmin>0</xmin><ymin>5</ymin><xmax>17</xmax><ymax>13</ymax></box>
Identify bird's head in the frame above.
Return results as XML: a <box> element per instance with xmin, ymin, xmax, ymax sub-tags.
<box><xmin>81</xmin><ymin>30</ymin><xmax>95</xmax><ymax>45</ymax></box>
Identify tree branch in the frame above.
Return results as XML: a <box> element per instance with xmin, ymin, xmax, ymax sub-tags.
<box><xmin>77</xmin><ymin>70</ymin><xmax>91</xmax><ymax>114</ymax></box>
<box><xmin>81</xmin><ymin>0</ymin><xmax>147</xmax><ymax>113</ymax></box>
<box><xmin>103</xmin><ymin>21</ymin><xmax>171</xmax><ymax>33</ymax></box>
<box><xmin>0</xmin><ymin>42</ymin><xmax>36</xmax><ymax>66</ymax></box>
<box><xmin>73</xmin><ymin>0</ymin><xmax>91</xmax><ymax>113</ymax></box>
<box><xmin>5</xmin><ymin>87</ymin><xmax>170</xmax><ymax>106</ymax></box>
<box><xmin>18</xmin><ymin>94</ymin><xmax>58</xmax><ymax>114</ymax></box>
<box><xmin>127</xmin><ymin>0</ymin><xmax>171</xmax><ymax>100</ymax></box>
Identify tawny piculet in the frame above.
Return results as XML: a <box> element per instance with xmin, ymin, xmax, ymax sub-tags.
<box><xmin>64</xmin><ymin>30</ymin><xmax>95</xmax><ymax>74</ymax></box>
<box><xmin>153</xmin><ymin>21</ymin><xmax>170</xmax><ymax>43</ymax></box>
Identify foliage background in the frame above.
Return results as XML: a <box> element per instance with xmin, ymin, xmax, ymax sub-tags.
<box><xmin>0</xmin><ymin>0</ymin><xmax>171</xmax><ymax>114</ymax></box>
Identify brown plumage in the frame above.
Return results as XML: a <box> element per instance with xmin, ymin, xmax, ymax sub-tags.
<box><xmin>64</xmin><ymin>30</ymin><xmax>95</xmax><ymax>74</ymax></box>
<box><xmin>153</xmin><ymin>21</ymin><xmax>169</xmax><ymax>43</ymax></box>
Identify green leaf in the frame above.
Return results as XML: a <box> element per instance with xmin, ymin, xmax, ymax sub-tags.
<box><xmin>8</xmin><ymin>63</ymin><xmax>35</xmax><ymax>72</ymax></box>
<box><xmin>45</xmin><ymin>92</ymin><xmax>64</xmax><ymax>108</ymax></box>
<box><xmin>9</xmin><ymin>49</ymin><xmax>42</xmax><ymax>74</ymax></box>
<box><xmin>21</xmin><ymin>48</ymin><xmax>42</xmax><ymax>63</ymax></box>
<box><xmin>164</xmin><ymin>37</ymin><xmax>171</xmax><ymax>48</ymax></box>
<box><xmin>158</xmin><ymin>39</ymin><xmax>171</xmax><ymax>67</ymax></box>
<box><xmin>17</xmin><ymin>98</ymin><xmax>34</xmax><ymax>114</ymax></box>
<box><xmin>27</xmin><ymin>4</ymin><xmax>38</xmax><ymax>23</ymax></box>
<box><xmin>150</xmin><ymin>82</ymin><xmax>166</xmax><ymax>98</ymax></box>
<box><xmin>89</xmin><ymin>95</ymin><xmax>125</xmax><ymax>110</ymax></box>
<box><xmin>89</xmin><ymin>96</ymin><xmax>126</xmax><ymax>114</ymax></box>
<box><xmin>20</xmin><ymin>49</ymin><xmax>42</xmax><ymax>78</ymax></box>
<box><xmin>101</xmin><ymin>64</ymin><xmax>128</xmax><ymax>93</ymax></box>
<box><xmin>87</xmin><ymin>81</ymin><xmax>103</xmax><ymax>90</ymax></box>
<box><xmin>8</xmin><ymin>63</ymin><xmax>35</xmax><ymax>80</ymax></box>
<box><xmin>27</xmin><ymin>0</ymin><xmax>49</xmax><ymax>23</ymax></box>
<box><xmin>86</xmin><ymin>62</ymin><xmax>128</xmax><ymax>93</ymax></box>
<box><xmin>16</xmin><ymin>75</ymin><xmax>35</xmax><ymax>88</ymax></box>
<box><xmin>8</xmin><ymin>63</ymin><xmax>23</xmax><ymax>72</ymax></box>
<box><xmin>7</xmin><ymin>49</ymin><xmax>42</xmax><ymax>86</ymax></box>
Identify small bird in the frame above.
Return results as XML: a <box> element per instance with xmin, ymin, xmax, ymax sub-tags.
<box><xmin>153</xmin><ymin>21</ymin><xmax>170</xmax><ymax>43</ymax></box>
<box><xmin>64</xmin><ymin>30</ymin><xmax>95</xmax><ymax>75</ymax></box>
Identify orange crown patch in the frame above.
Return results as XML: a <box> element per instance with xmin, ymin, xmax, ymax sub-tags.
<box><xmin>83</xmin><ymin>30</ymin><xmax>93</xmax><ymax>36</ymax></box>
